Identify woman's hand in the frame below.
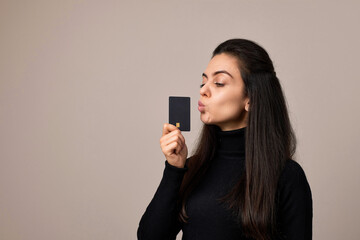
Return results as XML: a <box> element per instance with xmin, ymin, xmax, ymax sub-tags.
<box><xmin>160</xmin><ymin>123</ymin><xmax>188</xmax><ymax>168</ymax></box>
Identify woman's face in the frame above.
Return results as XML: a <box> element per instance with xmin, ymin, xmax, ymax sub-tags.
<box><xmin>198</xmin><ymin>53</ymin><xmax>249</xmax><ymax>131</ymax></box>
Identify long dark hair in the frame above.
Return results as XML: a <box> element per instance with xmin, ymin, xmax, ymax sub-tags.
<box><xmin>178</xmin><ymin>39</ymin><xmax>297</xmax><ymax>240</ymax></box>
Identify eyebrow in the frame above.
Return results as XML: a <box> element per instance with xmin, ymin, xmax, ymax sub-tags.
<box><xmin>202</xmin><ymin>70</ymin><xmax>233</xmax><ymax>79</ymax></box>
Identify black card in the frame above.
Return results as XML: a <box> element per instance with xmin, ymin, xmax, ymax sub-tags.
<box><xmin>169</xmin><ymin>96</ymin><xmax>190</xmax><ymax>131</ymax></box>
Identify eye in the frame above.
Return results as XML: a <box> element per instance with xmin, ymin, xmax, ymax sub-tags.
<box><xmin>200</xmin><ymin>83</ymin><xmax>205</xmax><ymax>88</ymax></box>
<box><xmin>215</xmin><ymin>82</ymin><xmax>224</xmax><ymax>87</ymax></box>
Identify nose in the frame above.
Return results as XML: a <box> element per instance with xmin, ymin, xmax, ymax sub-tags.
<box><xmin>200</xmin><ymin>82</ymin><xmax>210</xmax><ymax>97</ymax></box>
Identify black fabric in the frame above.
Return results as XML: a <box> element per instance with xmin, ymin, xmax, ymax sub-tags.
<box><xmin>137</xmin><ymin>127</ymin><xmax>312</xmax><ymax>240</ymax></box>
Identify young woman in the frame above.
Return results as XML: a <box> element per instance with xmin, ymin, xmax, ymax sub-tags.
<box><xmin>137</xmin><ymin>39</ymin><xmax>313</xmax><ymax>240</ymax></box>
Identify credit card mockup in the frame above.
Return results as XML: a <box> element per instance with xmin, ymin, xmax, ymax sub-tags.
<box><xmin>169</xmin><ymin>96</ymin><xmax>190</xmax><ymax>131</ymax></box>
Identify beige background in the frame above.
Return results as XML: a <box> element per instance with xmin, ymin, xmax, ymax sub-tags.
<box><xmin>1</xmin><ymin>0</ymin><xmax>359</xmax><ymax>239</ymax></box>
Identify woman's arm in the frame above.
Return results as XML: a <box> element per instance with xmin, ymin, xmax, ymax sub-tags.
<box><xmin>277</xmin><ymin>160</ymin><xmax>313</xmax><ymax>240</ymax></box>
<box><xmin>137</xmin><ymin>160</ymin><xmax>187</xmax><ymax>240</ymax></box>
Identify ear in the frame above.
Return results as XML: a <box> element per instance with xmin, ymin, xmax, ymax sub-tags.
<box><xmin>245</xmin><ymin>98</ymin><xmax>250</xmax><ymax>112</ymax></box>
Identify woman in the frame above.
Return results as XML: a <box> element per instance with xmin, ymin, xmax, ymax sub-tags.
<box><xmin>137</xmin><ymin>39</ymin><xmax>312</xmax><ymax>240</ymax></box>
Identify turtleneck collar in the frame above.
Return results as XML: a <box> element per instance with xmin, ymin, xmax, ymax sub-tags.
<box><xmin>216</xmin><ymin>127</ymin><xmax>246</xmax><ymax>156</ymax></box>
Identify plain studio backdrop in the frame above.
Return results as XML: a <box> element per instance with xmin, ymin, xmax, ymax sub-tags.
<box><xmin>1</xmin><ymin>0</ymin><xmax>359</xmax><ymax>239</ymax></box>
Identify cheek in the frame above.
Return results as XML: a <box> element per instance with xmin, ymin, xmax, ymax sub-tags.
<box><xmin>213</xmin><ymin>94</ymin><xmax>244</xmax><ymax>116</ymax></box>
<box><xmin>216</xmin><ymin>91</ymin><xmax>242</xmax><ymax>106</ymax></box>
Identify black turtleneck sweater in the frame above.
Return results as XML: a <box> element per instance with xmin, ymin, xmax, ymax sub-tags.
<box><xmin>137</xmin><ymin>127</ymin><xmax>312</xmax><ymax>240</ymax></box>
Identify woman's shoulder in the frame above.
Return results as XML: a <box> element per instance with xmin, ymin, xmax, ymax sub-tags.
<box><xmin>279</xmin><ymin>159</ymin><xmax>310</xmax><ymax>188</ymax></box>
<box><xmin>277</xmin><ymin>159</ymin><xmax>313</xmax><ymax>218</ymax></box>
<box><xmin>283</xmin><ymin>159</ymin><xmax>305</xmax><ymax>173</ymax></box>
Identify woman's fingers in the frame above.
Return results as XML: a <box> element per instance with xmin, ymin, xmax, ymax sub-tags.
<box><xmin>163</xmin><ymin>141</ymin><xmax>181</xmax><ymax>155</ymax></box>
<box><xmin>161</xmin><ymin>134</ymin><xmax>183</xmax><ymax>154</ymax></box>
<box><xmin>160</xmin><ymin>123</ymin><xmax>187</xmax><ymax>168</ymax></box>
<box><xmin>161</xmin><ymin>124</ymin><xmax>184</xmax><ymax>146</ymax></box>
<box><xmin>162</xmin><ymin>124</ymin><xmax>185</xmax><ymax>140</ymax></box>
<box><xmin>162</xmin><ymin>123</ymin><xmax>178</xmax><ymax>137</ymax></box>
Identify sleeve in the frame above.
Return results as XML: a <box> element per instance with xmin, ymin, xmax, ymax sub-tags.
<box><xmin>276</xmin><ymin>160</ymin><xmax>313</xmax><ymax>240</ymax></box>
<box><xmin>137</xmin><ymin>160</ymin><xmax>188</xmax><ymax>240</ymax></box>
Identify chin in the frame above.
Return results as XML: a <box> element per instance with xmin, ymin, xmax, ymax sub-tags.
<box><xmin>200</xmin><ymin>117</ymin><xmax>218</xmax><ymax>126</ymax></box>
<box><xmin>200</xmin><ymin>115</ymin><xmax>210</xmax><ymax>124</ymax></box>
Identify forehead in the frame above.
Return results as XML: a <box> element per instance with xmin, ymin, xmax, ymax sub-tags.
<box><xmin>205</xmin><ymin>53</ymin><xmax>240</xmax><ymax>75</ymax></box>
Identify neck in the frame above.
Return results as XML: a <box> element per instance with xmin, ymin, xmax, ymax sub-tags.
<box><xmin>216</xmin><ymin>127</ymin><xmax>246</xmax><ymax>154</ymax></box>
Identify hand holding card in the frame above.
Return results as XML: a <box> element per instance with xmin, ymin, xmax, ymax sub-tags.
<box><xmin>159</xmin><ymin>96</ymin><xmax>190</xmax><ymax>168</ymax></box>
<box><xmin>160</xmin><ymin>123</ymin><xmax>188</xmax><ymax>168</ymax></box>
